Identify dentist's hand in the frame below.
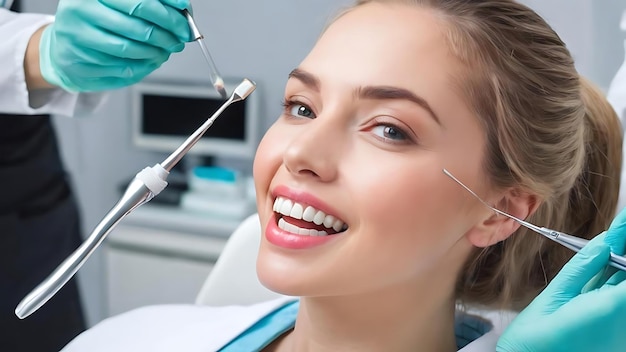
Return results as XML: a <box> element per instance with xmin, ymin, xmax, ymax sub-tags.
<box><xmin>496</xmin><ymin>209</ymin><xmax>626</xmax><ymax>352</ymax></box>
<box><xmin>39</xmin><ymin>0</ymin><xmax>192</xmax><ymax>92</ymax></box>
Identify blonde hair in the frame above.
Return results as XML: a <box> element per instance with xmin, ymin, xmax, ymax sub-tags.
<box><xmin>349</xmin><ymin>0</ymin><xmax>623</xmax><ymax>309</ymax></box>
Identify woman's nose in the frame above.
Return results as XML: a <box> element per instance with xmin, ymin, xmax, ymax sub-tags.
<box><xmin>282</xmin><ymin>116</ymin><xmax>343</xmax><ymax>182</ymax></box>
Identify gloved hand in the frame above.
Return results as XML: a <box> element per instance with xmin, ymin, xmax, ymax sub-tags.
<box><xmin>496</xmin><ymin>209</ymin><xmax>626</xmax><ymax>352</ymax></box>
<box><xmin>39</xmin><ymin>0</ymin><xmax>192</xmax><ymax>92</ymax></box>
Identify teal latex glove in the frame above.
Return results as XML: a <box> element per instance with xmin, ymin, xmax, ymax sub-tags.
<box><xmin>39</xmin><ymin>0</ymin><xmax>192</xmax><ymax>92</ymax></box>
<box><xmin>496</xmin><ymin>208</ymin><xmax>626</xmax><ymax>352</ymax></box>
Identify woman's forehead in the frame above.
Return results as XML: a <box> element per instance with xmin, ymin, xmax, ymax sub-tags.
<box><xmin>301</xmin><ymin>3</ymin><xmax>455</xmax><ymax>83</ymax></box>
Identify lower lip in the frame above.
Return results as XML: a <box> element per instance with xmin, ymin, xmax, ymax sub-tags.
<box><xmin>265</xmin><ymin>213</ymin><xmax>338</xmax><ymax>249</ymax></box>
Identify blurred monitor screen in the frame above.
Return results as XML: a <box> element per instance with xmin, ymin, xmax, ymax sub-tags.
<box><xmin>130</xmin><ymin>80</ymin><xmax>260</xmax><ymax>160</ymax></box>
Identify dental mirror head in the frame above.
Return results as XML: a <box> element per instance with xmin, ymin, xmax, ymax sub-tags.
<box><xmin>232</xmin><ymin>78</ymin><xmax>256</xmax><ymax>102</ymax></box>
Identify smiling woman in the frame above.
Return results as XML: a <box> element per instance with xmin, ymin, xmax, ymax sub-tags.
<box><xmin>61</xmin><ymin>1</ymin><xmax>625</xmax><ymax>352</ymax></box>
<box><xmin>252</xmin><ymin>0</ymin><xmax>622</xmax><ymax>349</ymax></box>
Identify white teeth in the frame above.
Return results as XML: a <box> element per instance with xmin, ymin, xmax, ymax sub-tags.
<box><xmin>313</xmin><ymin>211</ymin><xmax>326</xmax><ymax>225</ymax></box>
<box><xmin>289</xmin><ymin>203</ymin><xmax>304</xmax><ymax>219</ymax></box>
<box><xmin>273</xmin><ymin>197</ymin><xmax>284</xmax><ymax>212</ymax></box>
<box><xmin>273</xmin><ymin>196</ymin><xmax>347</xmax><ymax>232</ymax></box>
<box><xmin>302</xmin><ymin>206</ymin><xmax>317</xmax><ymax>222</ymax></box>
<box><xmin>332</xmin><ymin>219</ymin><xmax>344</xmax><ymax>232</ymax></box>
<box><xmin>323</xmin><ymin>215</ymin><xmax>335</xmax><ymax>228</ymax></box>
<box><xmin>278</xmin><ymin>218</ymin><xmax>328</xmax><ymax>236</ymax></box>
<box><xmin>279</xmin><ymin>199</ymin><xmax>293</xmax><ymax>216</ymax></box>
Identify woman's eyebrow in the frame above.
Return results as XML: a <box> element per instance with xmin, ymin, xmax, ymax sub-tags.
<box><xmin>287</xmin><ymin>68</ymin><xmax>440</xmax><ymax>125</ymax></box>
<box><xmin>288</xmin><ymin>68</ymin><xmax>320</xmax><ymax>92</ymax></box>
<box><xmin>359</xmin><ymin>86</ymin><xmax>441</xmax><ymax>125</ymax></box>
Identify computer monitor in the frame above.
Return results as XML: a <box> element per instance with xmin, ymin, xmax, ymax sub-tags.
<box><xmin>130</xmin><ymin>79</ymin><xmax>261</xmax><ymax>161</ymax></box>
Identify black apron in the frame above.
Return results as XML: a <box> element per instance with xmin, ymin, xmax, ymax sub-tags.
<box><xmin>0</xmin><ymin>114</ymin><xmax>86</xmax><ymax>352</ymax></box>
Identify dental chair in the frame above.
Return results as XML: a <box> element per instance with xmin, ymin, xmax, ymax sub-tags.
<box><xmin>195</xmin><ymin>213</ymin><xmax>286</xmax><ymax>306</ymax></box>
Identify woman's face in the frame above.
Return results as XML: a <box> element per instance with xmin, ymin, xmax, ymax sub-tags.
<box><xmin>253</xmin><ymin>3</ymin><xmax>490</xmax><ymax>297</ymax></box>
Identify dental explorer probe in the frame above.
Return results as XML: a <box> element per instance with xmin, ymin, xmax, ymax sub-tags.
<box><xmin>15</xmin><ymin>79</ymin><xmax>256</xmax><ymax>320</ymax></box>
<box><xmin>442</xmin><ymin>168</ymin><xmax>626</xmax><ymax>272</ymax></box>
<box><xmin>182</xmin><ymin>9</ymin><xmax>228</xmax><ymax>99</ymax></box>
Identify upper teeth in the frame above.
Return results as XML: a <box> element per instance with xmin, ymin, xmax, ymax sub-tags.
<box><xmin>273</xmin><ymin>197</ymin><xmax>347</xmax><ymax>232</ymax></box>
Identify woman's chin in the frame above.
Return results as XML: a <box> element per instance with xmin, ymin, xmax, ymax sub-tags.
<box><xmin>256</xmin><ymin>260</ymin><xmax>306</xmax><ymax>296</ymax></box>
<box><xmin>257</xmin><ymin>258</ymin><xmax>334</xmax><ymax>298</ymax></box>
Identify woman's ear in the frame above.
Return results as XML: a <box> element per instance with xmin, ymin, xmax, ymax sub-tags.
<box><xmin>465</xmin><ymin>189</ymin><xmax>540</xmax><ymax>248</ymax></box>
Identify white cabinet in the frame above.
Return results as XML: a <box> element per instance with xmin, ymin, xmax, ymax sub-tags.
<box><xmin>103</xmin><ymin>205</ymin><xmax>243</xmax><ymax>317</ymax></box>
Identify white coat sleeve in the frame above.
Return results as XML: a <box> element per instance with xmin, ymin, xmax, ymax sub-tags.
<box><xmin>608</xmin><ymin>10</ymin><xmax>626</xmax><ymax>212</ymax></box>
<box><xmin>0</xmin><ymin>8</ymin><xmax>106</xmax><ymax>117</ymax></box>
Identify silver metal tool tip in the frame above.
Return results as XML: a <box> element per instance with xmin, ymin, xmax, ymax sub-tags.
<box><xmin>15</xmin><ymin>304</ymin><xmax>27</xmax><ymax>319</ymax></box>
<box><xmin>443</xmin><ymin>168</ymin><xmax>525</xmax><ymax>223</ymax></box>
<box><xmin>443</xmin><ymin>169</ymin><xmax>492</xmax><ymax>209</ymax></box>
<box><xmin>232</xmin><ymin>79</ymin><xmax>256</xmax><ymax>102</ymax></box>
<box><xmin>15</xmin><ymin>290</ymin><xmax>39</xmax><ymax>319</ymax></box>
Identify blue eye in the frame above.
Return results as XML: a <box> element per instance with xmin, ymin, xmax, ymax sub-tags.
<box><xmin>282</xmin><ymin>99</ymin><xmax>316</xmax><ymax>119</ymax></box>
<box><xmin>371</xmin><ymin>125</ymin><xmax>408</xmax><ymax>141</ymax></box>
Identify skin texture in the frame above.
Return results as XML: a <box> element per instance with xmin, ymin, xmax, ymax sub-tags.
<box><xmin>24</xmin><ymin>25</ymin><xmax>54</xmax><ymax>90</ymax></box>
<box><xmin>253</xmin><ymin>3</ymin><xmax>535</xmax><ymax>352</ymax></box>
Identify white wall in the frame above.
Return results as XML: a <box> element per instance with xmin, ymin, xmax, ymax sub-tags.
<box><xmin>520</xmin><ymin>0</ymin><xmax>625</xmax><ymax>91</ymax></box>
<box><xmin>21</xmin><ymin>0</ymin><xmax>626</xmax><ymax>327</ymax></box>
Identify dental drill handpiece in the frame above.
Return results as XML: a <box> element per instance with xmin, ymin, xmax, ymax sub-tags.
<box><xmin>14</xmin><ymin>79</ymin><xmax>257</xmax><ymax>320</ymax></box>
<box><xmin>182</xmin><ymin>9</ymin><xmax>228</xmax><ymax>99</ymax></box>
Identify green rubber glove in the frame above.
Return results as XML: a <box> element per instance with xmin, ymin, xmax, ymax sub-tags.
<box><xmin>39</xmin><ymin>0</ymin><xmax>192</xmax><ymax>92</ymax></box>
<box><xmin>496</xmin><ymin>208</ymin><xmax>626</xmax><ymax>352</ymax></box>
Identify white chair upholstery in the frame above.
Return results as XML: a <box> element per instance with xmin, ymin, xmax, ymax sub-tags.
<box><xmin>195</xmin><ymin>213</ymin><xmax>285</xmax><ymax>306</ymax></box>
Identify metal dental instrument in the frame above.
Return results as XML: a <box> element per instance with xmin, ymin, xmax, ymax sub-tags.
<box><xmin>442</xmin><ymin>168</ymin><xmax>626</xmax><ymax>272</ymax></box>
<box><xmin>15</xmin><ymin>79</ymin><xmax>256</xmax><ymax>320</ymax></box>
<box><xmin>183</xmin><ymin>9</ymin><xmax>228</xmax><ymax>99</ymax></box>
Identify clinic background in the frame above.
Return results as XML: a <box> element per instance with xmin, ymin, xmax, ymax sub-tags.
<box><xmin>20</xmin><ymin>0</ymin><xmax>626</xmax><ymax>328</ymax></box>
